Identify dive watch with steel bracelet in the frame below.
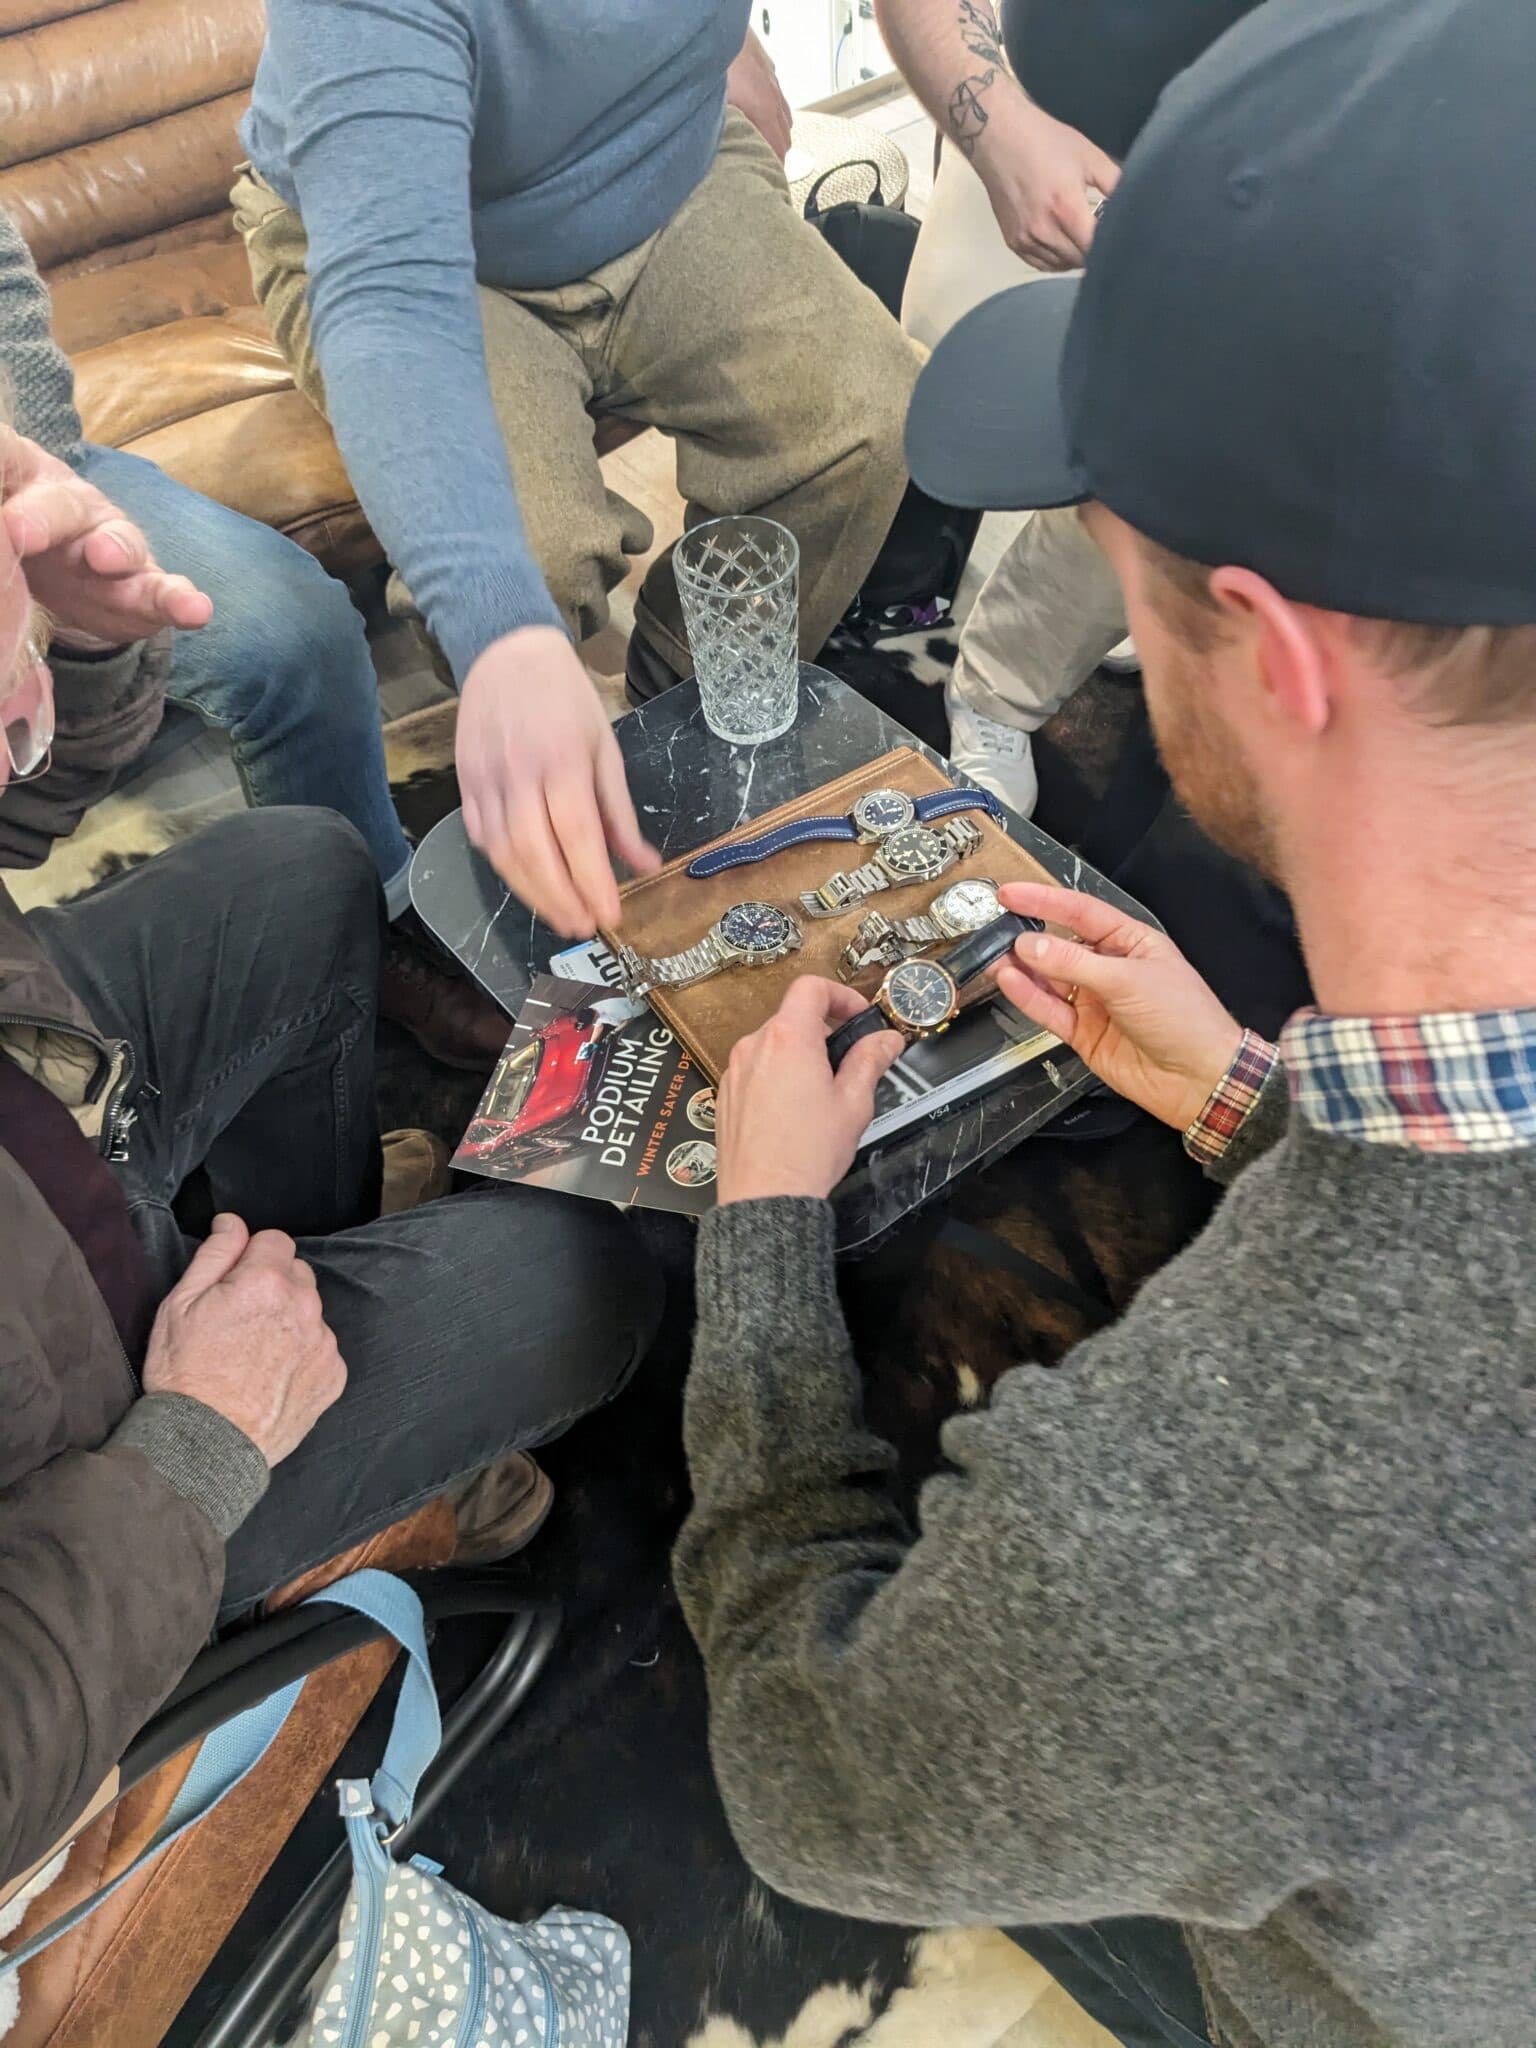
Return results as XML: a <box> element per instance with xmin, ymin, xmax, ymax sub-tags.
<box><xmin>826</xmin><ymin>910</ymin><xmax>1037</xmax><ymax>1072</ymax></box>
<box><xmin>615</xmin><ymin>899</ymin><xmax>802</xmax><ymax>998</ymax></box>
<box><xmin>800</xmin><ymin>815</ymin><xmax>983</xmax><ymax>919</ymax></box>
<box><xmin>685</xmin><ymin>783</ymin><xmax>1003</xmax><ymax>880</ymax></box>
<box><xmin>839</xmin><ymin>876</ymin><xmax>1027</xmax><ymax>977</ymax></box>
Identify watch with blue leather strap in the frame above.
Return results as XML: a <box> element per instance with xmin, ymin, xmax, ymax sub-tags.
<box><xmin>825</xmin><ymin>910</ymin><xmax>1035</xmax><ymax>1073</ymax></box>
<box><xmin>685</xmin><ymin>783</ymin><xmax>1004</xmax><ymax>880</ymax></box>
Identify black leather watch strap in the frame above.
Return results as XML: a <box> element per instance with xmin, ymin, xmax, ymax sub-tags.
<box><xmin>937</xmin><ymin>910</ymin><xmax>1041</xmax><ymax>990</ymax></box>
<box><xmin>826</xmin><ymin>1002</ymin><xmax>897</xmax><ymax>1074</ymax></box>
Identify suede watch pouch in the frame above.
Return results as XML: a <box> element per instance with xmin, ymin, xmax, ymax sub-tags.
<box><xmin>601</xmin><ymin>746</ymin><xmax>1059</xmax><ymax>1081</ymax></box>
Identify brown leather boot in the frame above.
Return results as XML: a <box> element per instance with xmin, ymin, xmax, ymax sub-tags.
<box><xmin>379</xmin><ymin>910</ymin><xmax>510</xmax><ymax>1071</ymax></box>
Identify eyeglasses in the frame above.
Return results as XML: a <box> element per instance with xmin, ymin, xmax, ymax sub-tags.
<box><xmin>2</xmin><ymin>620</ymin><xmax>55</xmax><ymax>781</ymax></box>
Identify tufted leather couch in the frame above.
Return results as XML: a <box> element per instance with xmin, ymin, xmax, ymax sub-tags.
<box><xmin>0</xmin><ymin>0</ymin><xmax>640</xmax><ymax>585</ymax></box>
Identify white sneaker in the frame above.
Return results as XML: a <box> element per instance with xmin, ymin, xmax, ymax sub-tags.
<box><xmin>945</xmin><ymin>675</ymin><xmax>1039</xmax><ymax>817</ymax></box>
<box><xmin>1101</xmin><ymin>636</ymin><xmax>1141</xmax><ymax>675</ymax></box>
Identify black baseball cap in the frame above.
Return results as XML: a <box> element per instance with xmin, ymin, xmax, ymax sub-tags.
<box><xmin>906</xmin><ymin>0</ymin><xmax>1536</xmax><ymax>626</ymax></box>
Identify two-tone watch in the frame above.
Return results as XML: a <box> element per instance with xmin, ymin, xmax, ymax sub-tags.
<box><xmin>825</xmin><ymin>911</ymin><xmax>1036</xmax><ymax>1072</ymax></box>
<box><xmin>799</xmin><ymin>815</ymin><xmax>984</xmax><ymax>919</ymax></box>
<box><xmin>838</xmin><ymin>876</ymin><xmax>1014</xmax><ymax>977</ymax></box>
<box><xmin>685</xmin><ymin>783</ymin><xmax>1003</xmax><ymax>881</ymax></box>
<box><xmin>615</xmin><ymin>899</ymin><xmax>802</xmax><ymax>998</ymax></box>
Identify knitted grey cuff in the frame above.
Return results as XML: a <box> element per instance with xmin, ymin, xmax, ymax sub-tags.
<box><xmin>697</xmin><ymin>1196</ymin><xmax>841</xmax><ymax>1348</ymax></box>
<box><xmin>109</xmin><ymin>1393</ymin><xmax>271</xmax><ymax>1539</ymax></box>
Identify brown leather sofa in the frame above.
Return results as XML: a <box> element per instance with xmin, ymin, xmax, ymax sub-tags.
<box><xmin>0</xmin><ymin>0</ymin><xmax>638</xmax><ymax>584</ymax></box>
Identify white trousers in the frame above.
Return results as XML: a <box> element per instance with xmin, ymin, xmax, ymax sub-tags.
<box><xmin>902</xmin><ymin>145</ymin><xmax>1128</xmax><ymax>730</ymax></box>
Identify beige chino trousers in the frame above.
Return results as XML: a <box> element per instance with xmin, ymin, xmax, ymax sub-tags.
<box><xmin>902</xmin><ymin>143</ymin><xmax>1128</xmax><ymax>730</ymax></box>
<box><xmin>234</xmin><ymin>112</ymin><xmax>919</xmax><ymax>677</ymax></box>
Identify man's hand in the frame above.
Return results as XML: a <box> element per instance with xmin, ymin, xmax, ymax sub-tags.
<box><xmin>142</xmin><ymin>1216</ymin><xmax>345</xmax><ymax>1467</ymax></box>
<box><xmin>975</xmin><ymin>97</ymin><xmax>1121</xmax><ymax>271</ymax></box>
<box><xmin>717</xmin><ymin>978</ymin><xmax>904</xmax><ymax>1205</ymax></box>
<box><xmin>994</xmin><ymin>884</ymin><xmax>1244</xmax><ymax>1131</ymax></box>
<box><xmin>728</xmin><ymin>28</ymin><xmax>794</xmax><ymax>162</ymax></box>
<box><xmin>457</xmin><ymin>625</ymin><xmax>660</xmax><ymax>939</ymax></box>
<box><xmin>0</xmin><ymin>429</ymin><xmax>212</xmax><ymax>652</ymax></box>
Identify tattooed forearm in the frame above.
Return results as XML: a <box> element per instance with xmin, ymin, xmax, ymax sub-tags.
<box><xmin>957</xmin><ymin>0</ymin><xmax>1004</xmax><ymax>66</ymax></box>
<box><xmin>948</xmin><ymin>0</ymin><xmax>1004</xmax><ymax>155</ymax></box>
<box><xmin>948</xmin><ymin>68</ymin><xmax>997</xmax><ymax>155</ymax></box>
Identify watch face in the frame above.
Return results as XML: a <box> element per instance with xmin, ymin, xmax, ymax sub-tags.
<box><xmin>879</xmin><ymin>825</ymin><xmax>947</xmax><ymax>882</ymax></box>
<box><xmin>852</xmin><ymin>788</ymin><xmax>916</xmax><ymax>838</ymax></box>
<box><xmin>883</xmin><ymin>958</ymin><xmax>957</xmax><ymax>1031</ymax></box>
<box><xmin>719</xmin><ymin>900</ymin><xmax>795</xmax><ymax>956</ymax></box>
<box><xmin>935</xmin><ymin>878</ymin><xmax>1001</xmax><ymax>933</ymax></box>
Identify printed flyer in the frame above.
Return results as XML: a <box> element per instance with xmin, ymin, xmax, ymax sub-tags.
<box><xmin>453</xmin><ymin>975</ymin><xmax>720</xmax><ymax>1216</ymax></box>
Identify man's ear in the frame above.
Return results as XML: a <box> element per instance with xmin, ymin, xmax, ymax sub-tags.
<box><xmin>1208</xmin><ymin>565</ymin><xmax>1332</xmax><ymax>738</ymax></box>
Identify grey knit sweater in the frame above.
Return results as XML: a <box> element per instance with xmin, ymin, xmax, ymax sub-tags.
<box><xmin>676</xmin><ymin>1076</ymin><xmax>1535</xmax><ymax>2046</ymax></box>
<box><xmin>0</xmin><ymin>210</ymin><xmax>80</xmax><ymax>463</ymax></box>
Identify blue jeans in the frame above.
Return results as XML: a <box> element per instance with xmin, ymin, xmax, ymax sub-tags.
<box><xmin>1009</xmin><ymin>1919</ymin><xmax>1212</xmax><ymax>2047</ymax></box>
<box><xmin>80</xmin><ymin>444</ymin><xmax>413</xmax><ymax>912</ymax></box>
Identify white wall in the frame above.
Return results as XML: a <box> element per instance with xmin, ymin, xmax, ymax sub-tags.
<box><xmin>751</xmin><ymin>0</ymin><xmax>893</xmax><ymax>107</ymax></box>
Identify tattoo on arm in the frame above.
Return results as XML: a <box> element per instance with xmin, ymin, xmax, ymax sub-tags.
<box><xmin>957</xmin><ymin>0</ymin><xmax>1004</xmax><ymax>65</ymax></box>
<box><xmin>948</xmin><ymin>1</ymin><xmax>1004</xmax><ymax>156</ymax></box>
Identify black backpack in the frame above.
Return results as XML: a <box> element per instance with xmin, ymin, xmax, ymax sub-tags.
<box><xmin>804</xmin><ymin>162</ymin><xmax>981</xmax><ymax>630</ymax></box>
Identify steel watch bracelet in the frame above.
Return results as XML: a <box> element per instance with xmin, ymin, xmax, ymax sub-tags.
<box><xmin>616</xmin><ymin>930</ymin><xmax>724</xmax><ymax>996</ymax></box>
<box><xmin>802</xmin><ymin>817</ymin><xmax>982</xmax><ymax>919</ymax></box>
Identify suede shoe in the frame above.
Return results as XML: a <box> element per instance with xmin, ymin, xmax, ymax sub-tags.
<box><xmin>380</xmin><ymin>1129</ymin><xmax>451</xmax><ymax>1214</ymax></box>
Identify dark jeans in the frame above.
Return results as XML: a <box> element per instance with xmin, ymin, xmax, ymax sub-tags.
<box><xmin>1010</xmin><ymin>1919</ymin><xmax>1212</xmax><ymax>2048</ymax></box>
<box><xmin>31</xmin><ymin>808</ymin><xmax>664</xmax><ymax>1613</ymax></box>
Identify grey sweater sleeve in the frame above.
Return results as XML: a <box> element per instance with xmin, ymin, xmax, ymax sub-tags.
<box><xmin>676</xmin><ymin>1196</ymin><xmax>1313</xmax><ymax>1931</ymax></box>
<box><xmin>254</xmin><ymin>0</ymin><xmax>565</xmax><ymax>683</ymax></box>
<box><xmin>109</xmin><ymin>1394</ymin><xmax>270</xmax><ymax>1539</ymax></box>
<box><xmin>0</xmin><ymin>207</ymin><xmax>82</xmax><ymax>464</ymax></box>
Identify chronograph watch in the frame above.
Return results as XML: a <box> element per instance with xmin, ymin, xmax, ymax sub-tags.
<box><xmin>615</xmin><ymin>899</ymin><xmax>803</xmax><ymax>999</ymax></box>
<box><xmin>825</xmin><ymin>910</ymin><xmax>1038</xmax><ymax>1073</ymax></box>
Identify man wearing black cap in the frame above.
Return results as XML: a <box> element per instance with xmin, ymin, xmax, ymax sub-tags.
<box><xmin>884</xmin><ymin>0</ymin><xmax>1265</xmax><ymax>814</ymax></box>
<box><xmin>673</xmin><ymin>3</ymin><xmax>1536</xmax><ymax>2044</ymax></box>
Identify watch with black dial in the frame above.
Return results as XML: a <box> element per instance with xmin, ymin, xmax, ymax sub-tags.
<box><xmin>615</xmin><ymin>900</ymin><xmax>802</xmax><ymax>998</ymax></box>
<box><xmin>839</xmin><ymin>877</ymin><xmax>1021</xmax><ymax>977</ymax></box>
<box><xmin>825</xmin><ymin>910</ymin><xmax>1037</xmax><ymax>1072</ymax></box>
<box><xmin>685</xmin><ymin>783</ymin><xmax>1003</xmax><ymax>880</ymax></box>
<box><xmin>800</xmin><ymin>816</ymin><xmax>983</xmax><ymax>919</ymax></box>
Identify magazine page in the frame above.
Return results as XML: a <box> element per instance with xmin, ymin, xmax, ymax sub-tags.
<box><xmin>543</xmin><ymin>938</ymin><xmax>1059</xmax><ymax>1148</ymax></box>
<box><xmin>453</xmin><ymin>975</ymin><xmax>721</xmax><ymax>1216</ymax></box>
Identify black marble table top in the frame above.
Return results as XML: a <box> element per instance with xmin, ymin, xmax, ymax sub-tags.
<box><xmin>411</xmin><ymin>664</ymin><xmax>1147</xmax><ymax>1252</ymax></box>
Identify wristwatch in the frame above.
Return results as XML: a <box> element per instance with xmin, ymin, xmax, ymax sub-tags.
<box><xmin>685</xmin><ymin>783</ymin><xmax>1003</xmax><ymax>880</ymax></box>
<box><xmin>800</xmin><ymin>816</ymin><xmax>984</xmax><ymax>919</ymax></box>
<box><xmin>838</xmin><ymin>876</ymin><xmax>1016</xmax><ymax>977</ymax></box>
<box><xmin>826</xmin><ymin>911</ymin><xmax>1036</xmax><ymax>1072</ymax></box>
<box><xmin>615</xmin><ymin>900</ymin><xmax>802</xmax><ymax>998</ymax></box>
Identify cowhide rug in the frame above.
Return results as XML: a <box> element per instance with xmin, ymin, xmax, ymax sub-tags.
<box><xmin>44</xmin><ymin>623</ymin><xmax>1194</xmax><ymax>2048</ymax></box>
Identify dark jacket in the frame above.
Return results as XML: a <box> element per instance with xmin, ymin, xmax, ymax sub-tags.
<box><xmin>0</xmin><ymin>637</ymin><xmax>266</xmax><ymax>1885</ymax></box>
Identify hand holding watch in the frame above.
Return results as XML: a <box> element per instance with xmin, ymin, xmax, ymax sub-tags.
<box><xmin>825</xmin><ymin>911</ymin><xmax>1037</xmax><ymax>1072</ymax></box>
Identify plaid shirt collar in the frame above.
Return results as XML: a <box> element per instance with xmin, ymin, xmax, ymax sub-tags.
<box><xmin>1279</xmin><ymin>1007</ymin><xmax>1536</xmax><ymax>1153</ymax></box>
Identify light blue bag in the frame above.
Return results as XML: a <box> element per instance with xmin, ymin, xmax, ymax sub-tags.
<box><xmin>0</xmin><ymin>1570</ymin><xmax>631</xmax><ymax>2048</ymax></box>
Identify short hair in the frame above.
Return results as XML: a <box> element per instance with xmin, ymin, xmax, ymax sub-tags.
<box><xmin>1138</xmin><ymin>535</ymin><xmax>1536</xmax><ymax>728</ymax></box>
